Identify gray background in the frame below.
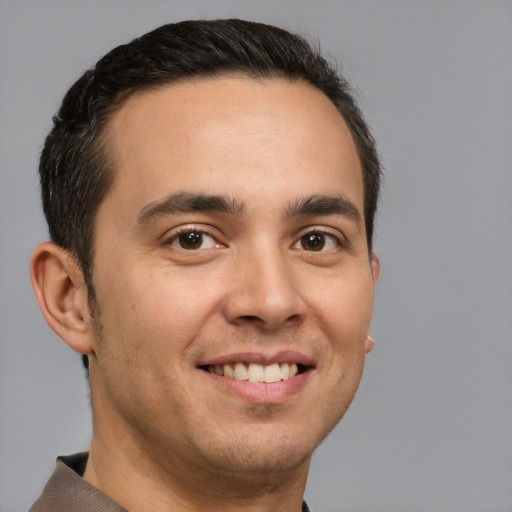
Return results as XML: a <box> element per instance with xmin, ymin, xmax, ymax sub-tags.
<box><xmin>1</xmin><ymin>1</ymin><xmax>511</xmax><ymax>511</ymax></box>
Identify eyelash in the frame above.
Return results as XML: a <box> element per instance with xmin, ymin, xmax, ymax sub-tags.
<box><xmin>166</xmin><ymin>226</ymin><xmax>224</xmax><ymax>251</ymax></box>
<box><xmin>292</xmin><ymin>230</ymin><xmax>341</xmax><ymax>252</ymax></box>
<box><xmin>164</xmin><ymin>226</ymin><xmax>344</xmax><ymax>252</ymax></box>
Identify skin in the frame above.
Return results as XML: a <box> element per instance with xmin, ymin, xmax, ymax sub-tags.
<box><xmin>31</xmin><ymin>77</ymin><xmax>379</xmax><ymax>512</ymax></box>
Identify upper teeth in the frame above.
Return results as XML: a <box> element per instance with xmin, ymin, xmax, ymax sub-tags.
<box><xmin>207</xmin><ymin>362</ymin><xmax>299</xmax><ymax>383</ymax></box>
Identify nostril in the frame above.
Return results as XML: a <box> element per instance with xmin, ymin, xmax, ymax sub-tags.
<box><xmin>239</xmin><ymin>315</ymin><xmax>262</xmax><ymax>323</ymax></box>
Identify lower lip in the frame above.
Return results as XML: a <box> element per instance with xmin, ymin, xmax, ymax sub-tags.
<box><xmin>200</xmin><ymin>369</ymin><xmax>313</xmax><ymax>404</ymax></box>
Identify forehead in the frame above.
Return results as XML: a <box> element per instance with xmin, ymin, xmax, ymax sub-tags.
<box><xmin>100</xmin><ymin>76</ymin><xmax>363</xmax><ymax>217</ymax></box>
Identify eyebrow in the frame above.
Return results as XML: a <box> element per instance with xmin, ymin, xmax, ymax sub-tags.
<box><xmin>285</xmin><ymin>195</ymin><xmax>362</xmax><ymax>223</ymax></box>
<box><xmin>136</xmin><ymin>192</ymin><xmax>246</xmax><ymax>226</ymax></box>
<box><xmin>136</xmin><ymin>192</ymin><xmax>361</xmax><ymax>228</ymax></box>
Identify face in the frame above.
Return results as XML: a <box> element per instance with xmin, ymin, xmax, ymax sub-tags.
<box><xmin>87</xmin><ymin>77</ymin><xmax>378</xmax><ymax>480</ymax></box>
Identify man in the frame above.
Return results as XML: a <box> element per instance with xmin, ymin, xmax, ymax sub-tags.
<box><xmin>29</xmin><ymin>19</ymin><xmax>381</xmax><ymax>512</ymax></box>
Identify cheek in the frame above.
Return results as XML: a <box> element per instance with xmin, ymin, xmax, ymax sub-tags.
<box><xmin>94</xmin><ymin>266</ymin><xmax>224</xmax><ymax>365</ymax></box>
<box><xmin>90</xmin><ymin>270</ymin><xmax>209</xmax><ymax>414</ymax></box>
<box><xmin>311</xmin><ymin>271</ymin><xmax>375</xmax><ymax>337</ymax></box>
<box><xmin>308</xmin><ymin>270</ymin><xmax>375</xmax><ymax>398</ymax></box>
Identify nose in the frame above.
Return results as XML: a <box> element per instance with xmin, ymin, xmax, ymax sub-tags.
<box><xmin>222</xmin><ymin>247</ymin><xmax>307</xmax><ymax>330</ymax></box>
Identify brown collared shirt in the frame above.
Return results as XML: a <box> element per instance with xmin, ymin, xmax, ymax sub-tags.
<box><xmin>30</xmin><ymin>453</ymin><xmax>311</xmax><ymax>512</ymax></box>
<box><xmin>29</xmin><ymin>453</ymin><xmax>126</xmax><ymax>512</ymax></box>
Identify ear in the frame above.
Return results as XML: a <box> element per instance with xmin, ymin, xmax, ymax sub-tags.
<box><xmin>370</xmin><ymin>252</ymin><xmax>380</xmax><ymax>284</ymax></box>
<box><xmin>364</xmin><ymin>334</ymin><xmax>375</xmax><ymax>354</ymax></box>
<box><xmin>365</xmin><ymin>252</ymin><xmax>380</xmax><ymax>355</ymax></box>
<box><xmin>30</xmin><ymin>242</ymin><xmax>94</xmax><ymax>354</ymax></box>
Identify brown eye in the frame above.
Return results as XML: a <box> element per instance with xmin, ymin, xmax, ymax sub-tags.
<box><xmin>301</xmin><ymin>232</ymin><xmax>325</xmax><ymax>251</ymax></box>
<box><xmin>170</xmin><ymin>231</ymin><xmax>213</xmax><ymax>250</ymax></box>
<box><xmin>169</xmin><ymin>230</ymin><xmax>220</xmax><ymax>251</ymax></box>
<box><xmin>295</xmin><ymin>232</ymin><xmax>338</xmax><ymax>252</ymax></box>
<box><xmin>178</xmin><ymin>231</ymin><xmax>203</xmax><ymax>249</ymax></box>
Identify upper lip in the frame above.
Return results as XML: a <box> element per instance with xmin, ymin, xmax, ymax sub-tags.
<box><xmin>197</xmin><ymin>350</ymin><xmax>315</xmax><ymax>368</ymax></box>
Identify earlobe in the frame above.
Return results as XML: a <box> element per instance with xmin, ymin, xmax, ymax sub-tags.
<box><xmin>30</xmin><ymin>242</ymin><xmax>94</xmax><ymax>354</ymax></box>
<box><xmin>365</xmin><ymin>334</ymin><xmax>375</xmax><ymax>354</ymax></box>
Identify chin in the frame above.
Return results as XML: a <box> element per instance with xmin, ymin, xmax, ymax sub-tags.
<box><xmin>191</xmin><ymin>420</ymin><xmax>331</xmax><ymax>477</ymax></box>
<box><xmin>207</xmin><ymin>441</ymin><xmax>311</xmax><ymax>476</ymax></box>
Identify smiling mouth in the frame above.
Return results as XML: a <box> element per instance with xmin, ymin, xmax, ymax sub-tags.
<box><xmin>200</xmin><ymin>362</ymin><xmax>309</xmax><ymax>383</ymax></box>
